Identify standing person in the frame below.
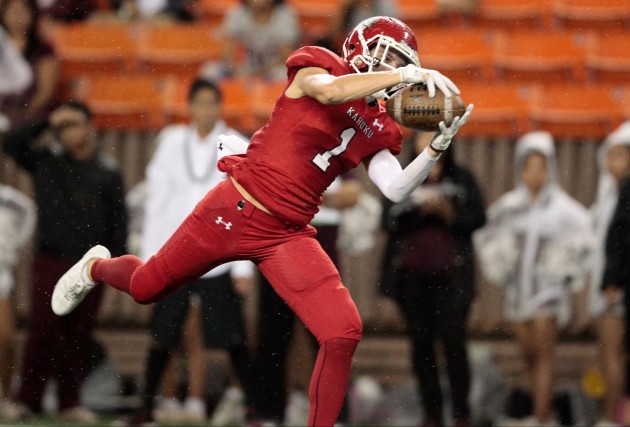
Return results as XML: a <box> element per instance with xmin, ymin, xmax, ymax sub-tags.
<box><xmin>0</xmin><ymin>185</ymin><xmax>36</xmax><ymax>418</ymax></box>
<box><xmin>474</xmin><ymin>131</ymin><xmax>593</xmax><ymax>426</ymax></box>
<box><xmin>601</xmin><ymin>122</ymin><xmax>630</xmax><ymax>427</ymax></box>
<box><xmin>51</xmin><ymin>16</ymin><xmax>472</xmax><ymax>427</ymax></box>
<box><xmin>589</xmin><ymin>122</ymin><xmax>630</xmax><ymax>427</ymax></box>
<box><xmin>380</xmin><ymin>132</ymin><xmax>486</xmax><ymax>427</ymax></box>
<box><xmin>0</xmin><ymin>0</ymin><xmax>59</xmax><ymax>129</ymax></box>
<box><xmin>119</xmin><ymin>78</ymin><xmax>256</xmax><ymax>426</ymax></box>
<box><xmin>1</xmin><ymin>101</ymin><xmax>127</xmax><ymax>423</ymax></box>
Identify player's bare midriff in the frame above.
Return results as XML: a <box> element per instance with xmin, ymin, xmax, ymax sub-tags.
<box><xmin>230</xmin><ymin>177</ymin><xmax>273</xmax><ymax>215</ymax></box>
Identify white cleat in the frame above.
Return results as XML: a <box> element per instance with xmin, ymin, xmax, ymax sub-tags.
<box><xmin>51</xmin><ymin>245</ymin><xmax>110</xmax><ymax>316</ymax></box>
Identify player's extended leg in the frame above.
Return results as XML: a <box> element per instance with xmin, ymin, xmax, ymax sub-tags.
<box><xmin>257</xmin><ymin>236</ymin><xmax>362</xmax><ymax>427</ymax></box>
<box><xmin>52</xmin><ymin>180</ymin><xmax>243</xmax><ymax>315</ymax></box>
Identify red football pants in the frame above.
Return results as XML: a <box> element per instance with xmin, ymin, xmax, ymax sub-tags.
<box><xmin>92</xmin><ymin>178</ymin><xmax>362</xmax><ymax>426</ymax></box>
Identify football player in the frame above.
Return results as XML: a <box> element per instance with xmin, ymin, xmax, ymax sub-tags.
<box><xmin>52</xmin><ymin>16</ymin><xmax>473</xmax><ymax>426</ymax></box>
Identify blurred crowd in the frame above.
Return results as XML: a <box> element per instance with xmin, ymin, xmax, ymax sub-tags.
<box><xmin>1</xmin><ymin>0</ymin><xmax>630</xmax><ymax>427</ymax></box>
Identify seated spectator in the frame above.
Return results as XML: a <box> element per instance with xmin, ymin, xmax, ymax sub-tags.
<box><xmin>0</xmin><ymin>0</ymin><xmax>59</xmax><ymax>129</ymax></box>
<box><xmin>328</xmin><ymin>0</ymin><xmax>399</xmax><ymax>52</ymax></box>
<box><xmin>213</xmin><ymin>0</ymin><xmax>301</xmax><ymax>81</ymax></box>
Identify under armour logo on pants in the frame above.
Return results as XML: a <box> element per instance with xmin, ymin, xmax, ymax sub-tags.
<box><xmin>215</xmin><ymin>217</ymin><xmax>232</xmax><ymax>230</ymax></box>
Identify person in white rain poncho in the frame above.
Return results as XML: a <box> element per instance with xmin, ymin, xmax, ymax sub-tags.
<box><xmin>474</xmin><ymin>131</ymin><xmax>594</xmax><ymax>426</ymax></box>
<box><xmin>588</xmin><ymin>122</ymin><xmax>630</xmax><ymax>427</ymax></box>
<box><xmin>0</xmin><ymin>184</ymin><xmax>35</xmax><ymax>418</ymax></box>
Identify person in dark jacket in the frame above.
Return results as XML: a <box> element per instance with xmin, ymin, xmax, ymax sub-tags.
<box><xmin>601</xmin><ymin>129</ymin><xmax>630</xmax><ymax>426</ymax></box>
<box><xmin>1</xmin><ymin>100</ymin><xmax>127</xmax><ymax>423</ymax></box>
<box><xmin>380</xmin><ymin>132</ymin><xmax>486</xmax><ymax>427</ymax></box>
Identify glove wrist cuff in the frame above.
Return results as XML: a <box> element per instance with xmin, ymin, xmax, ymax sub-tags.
<box><xmin>429</xmin><ymin>143</ymin><xmax>447</xmax><ymax>153</ymax></box>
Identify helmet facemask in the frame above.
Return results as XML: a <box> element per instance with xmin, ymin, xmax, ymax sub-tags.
<box><xmin>343</xmin><ymin>17</ymin><xmax>421</xmax><ymax>101</ymax></box>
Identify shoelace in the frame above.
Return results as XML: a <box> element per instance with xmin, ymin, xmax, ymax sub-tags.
<box><xmin>64</xmin><ymin>277</ymin><xmax>90</xmax><ymax>299</ymax></box>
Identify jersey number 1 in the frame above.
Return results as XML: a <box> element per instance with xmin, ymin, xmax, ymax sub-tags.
<box><xmin>312</xmin><ymin>128</ymin><xmax>357</xmax><ymax>172</ymax></box>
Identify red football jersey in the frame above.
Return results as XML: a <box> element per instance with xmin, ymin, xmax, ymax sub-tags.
<box><xmin>224</xmin><ymin>46</ymin><xmax>403</xmax><ymax>226</ymax></box>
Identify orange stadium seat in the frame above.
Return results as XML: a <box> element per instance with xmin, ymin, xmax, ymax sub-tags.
<box><xmin>553</xmin><ymin>0</ymin><xmax>630</xmax><ymax>31</ymax></box>
<box><xmin>397</xmin><ymin>0</ymin><xmax>441</xmax><ymax>29</ymax></box>
<box><xmin>493</xmin><ymin>30</ymin><xmax>586</xmax><ymax>84</ymax></box>
<box><xmin>161</xmin><ymin>76</ymin><xmax>194</xmax><ymax>124</ymax></box>
<box><xmin>528</xmin><ymin>84</ymin><xmax>624</xmax><ymax>139</ymax></box>
<box><xmin>614</xmin><ymin>86</ymin><xmax>630</xmax><ymax>121</ymax></box>
<box><xmin>455</xmin><ymin>83</ymin><xmax>531</xmax><ymax>138</ymax></box>
<box><xmin>77</xmin><ymin>74</ymin><xmax>164</xmax><ymax>130</ymax></box>
<box><xmin>50</xmin><ymin>22</ymin><xmax>136</xmax><ymax>79</ymax></box>
<box><xmin>219</xmin><ymin>77</ymin><xmax>256</xmax><ymax>135</ymax></box>
<box><xmin>415</xmin><ymin>28</ymin><xmax>496</xmax><ymax>84</ymax></box>
<box><xmin>136</xmin><ymin>23</ymin><xmax>222</xmax><ymax>78</ymax></box>
<box><xmin>251</xmin><ymin>80</ymin><xmax>287</xmax><ymax>131</ymax></box>
<box><xmin>585</xmin><ymin>31</ymin><xmax>630</xmax><ymax>85</ymax></box>
<box><xmin>472</xmin><ymin>0</ymin><xmax>553</xmax><ymax>29</ymax></box>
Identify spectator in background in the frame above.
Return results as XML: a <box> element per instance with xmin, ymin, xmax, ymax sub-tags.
<box><xmin>216</xmin><ymin>0</ymin><xmax>301</xmax><ymax>81</ymax></box>
<box><xmin>474</xmin><ymin>131</ymin><xmax>593</xmax><ymax>427</ymax></box>
<box><xmin>588</xmin><ymin>122</ymin><xmax>630</xmax><ymax>427</ymax></box>
<box><xmin>0</xmin><ymin>0</ymin><xmax>59</xmax><ymax>129</ymax></box>
<box><xmin>0</xmin><ymin>27</ymin><xmax>33</xmax><ymax>99</ymax></box>
<box><xmin>329</xmin><ymin>0</ymin><xmax>399</xmax><ymax>51</ymax></box>
<box><xmin>0</xmin><ymin>26</ymin><xmax>32</xmax><ymax>131</ymax></box>
<box><xmin>36</xmin><ymin>0</ymin><xmax>97</xmax><ymax>22</ymax></box>
<box><xmin>380</xmin><ymin>132</ymin><xmax>485</xmax><ymax>427</ymax></box>
<box><xmin>0</xmin><ymin>185</ymin><xmax>36</xmax><ymax>419</ymax></box>
<box><xmin>1</xmin><ymin>101</ymin><xmax>127</xmax><ymax>423</ymax></box>
<box><xmin>600</xmin><ymin>122</ymin><xmax>630</xmax><ymax>427</ymax></box>
<box><xmin>119</xmin><ymin>79</ymin><xmax>256</xmax><ymax>426</ymax></box>
<box><xmin>250</xmin><ymin>176</ymin><xmax>361</xmax><ymax>425</ymax></box>
<box><xmin>112</xmin><ymin>0</ymin><xmax>195</xmax><ymax>22</ymax></box>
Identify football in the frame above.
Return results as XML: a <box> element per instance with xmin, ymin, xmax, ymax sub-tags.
<box><xmin>385</xmin><ymin>83</ymin><xmax>466</xmax><ymax>132</ymax></box>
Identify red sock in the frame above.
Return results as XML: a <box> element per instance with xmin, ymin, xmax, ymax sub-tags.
<box><xmin>90</xmin><ymin>255</ymin><xmax>143</xmax><ymax>295</ymax></box>
<box><xmin>308</xmin><ymin>337</ymin><xmax>359</xmax><ymax>427</ymax></box>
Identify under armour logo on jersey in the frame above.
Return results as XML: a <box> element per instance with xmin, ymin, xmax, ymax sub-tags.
<box><xmin>372</xmin><ymin>118</ymin><xmax>384</xmax><ymax>132</ymax></box>
<box><xmin>215</xmin><ymin>217</ymin><xmax>232</xmax><ymax>230</ymax></box>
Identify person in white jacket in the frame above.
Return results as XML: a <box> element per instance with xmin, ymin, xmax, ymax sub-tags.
<box><xmin>474</xmin><ymin>131</ymin><xmax>593</xmax><ymax>426</ymax></box>
<box><xmin>0</xmin><ymin>26</ymin><xmax>32</xmax><ymax>131</ymax></box>
<box><xmin>122</xmin><ymin>78</ymin><xmax>255</xmax><ymax>426</ymax></box>
<box><xmin>588</xmin><ymin>122</ymin><xmax>630</xmax><ymax>427</ymax></box>
<box><xmin>0</xmin><ymin>184</ymin><xmax>35</xmax><ymax>418</ymax></box>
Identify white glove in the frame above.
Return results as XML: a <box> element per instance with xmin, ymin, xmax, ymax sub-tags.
<box><xmin>430</xmin><ymin>104</ymin><xmax>474</xmax><ymax>152</ymax></box>
<box><xmin>399</xmin><ymin>64</ymin><xmax>459</xmax><ymax>99</ymax></box>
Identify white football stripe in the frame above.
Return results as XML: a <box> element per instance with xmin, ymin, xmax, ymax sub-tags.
<box><xmin>444</xmin><ymin>95</ymin><xmax>453</xmax><ymax>124</ymax></box>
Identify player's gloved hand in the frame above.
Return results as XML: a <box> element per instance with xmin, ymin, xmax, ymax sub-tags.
<box><xmin>429</xmin><ymin>104</ymin><xmax>474</xmax><ymax>152</ymax></box>
<box><xmin>398</xmin><ymin>65</ymin><xmax>460</xmax><ymax>99</ymax></box>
